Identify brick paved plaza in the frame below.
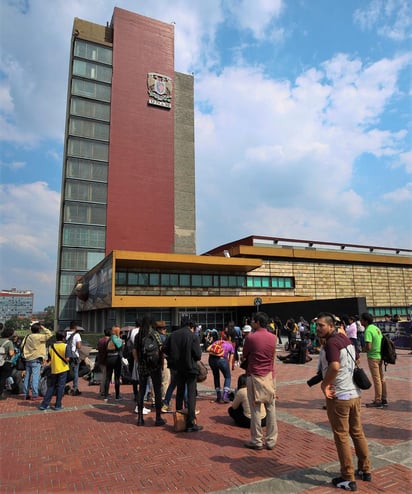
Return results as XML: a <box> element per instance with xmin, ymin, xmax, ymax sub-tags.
<box><xmin>0</xmin><ymin>348</ymin><xmax>410</xmax><ymax>493</ymax></box>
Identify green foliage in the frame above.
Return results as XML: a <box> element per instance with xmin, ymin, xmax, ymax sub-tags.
<box><xmin>42</xmin><ymin>306</ymin><xmax>55</xmax><ymax>329</ymax></box>
<box><xmin>4</xmin><ymin>316</ymin><xmax>31</xmax><ymax>332</ymax></box>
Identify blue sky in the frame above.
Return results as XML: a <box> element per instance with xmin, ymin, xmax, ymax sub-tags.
<box><xmin>0</xmin><ymin>0</ymin><xmax>411</xmax><ymax>311</ymax></box>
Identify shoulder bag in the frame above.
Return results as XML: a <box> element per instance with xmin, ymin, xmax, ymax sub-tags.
<box><xmin>346</xmin><ymin>346</ymin><xmax>371</xmax><ymax>390</ymax></box>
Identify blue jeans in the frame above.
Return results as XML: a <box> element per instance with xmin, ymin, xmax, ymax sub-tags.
<box><xmin>164</xmin><ymin>369</ymin><xmax>188</xmax><ymax>407</ymax></box>
<box><xmin>24</xmin><ymin>359</ymin><xmax>42</xmax><ymax>397</ymax></box>
<box><xmin>209</xmin><ymin>355</ymin><xmax>231</xmax><ymax>391</ymax></box>
<box><xmin>71</xmin><ymin>360</ymin><xmax>80</xmax><ymax>390</ymax></box>
<box><xmin>176</xmin><ymin>371</ymin><xmax>197</xmax><ymax>428</ymax></box>
<box><xmin>41</xmin><ymin>371</ymin><xmax>68</xmax><ymax>408</ymax></box>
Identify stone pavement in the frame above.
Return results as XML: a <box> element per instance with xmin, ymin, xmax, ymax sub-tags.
<box><xmin>0</xmin><ymin>348</ymin><xmax>411</xmax><ymax>493</ymax></box>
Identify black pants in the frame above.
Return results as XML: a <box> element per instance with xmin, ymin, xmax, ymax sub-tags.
<box><xmin>104</xmin><ymin>354</ymin><xmax>122</xmax><ymax>399</ymax></box>
<box><xmin>176</xmin><ymin>371</ymin><xmax>197</xmax><ymax>428</ymax></box>
<box><xmin>137</xmin><ymin>367</ymin><xmax>162</xmax><ymax>412</ymax></box>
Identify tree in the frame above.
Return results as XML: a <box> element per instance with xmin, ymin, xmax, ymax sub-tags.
<box><xmin>4</xmin><ymin>316</ymin><xmax>31</xmax><ymax>332</ymax></box>
<box><xmin>43</xmin><ymin>306</ymin><xmax>55</xmax><ymax>329</ymax></box>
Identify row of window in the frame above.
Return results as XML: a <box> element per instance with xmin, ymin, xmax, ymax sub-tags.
<box><xmin>74</xmin><ymin>39</ymin><xmax>113</xmax><ymax>66</ymax></box>
<box><xmin>369</xmin><ymin>307</ymin><xmax>409</xmax><ymax>317</ymax></box>
<box><xmin>70</xmin><ymin>97</ymin><xmax>110</xmax><ymax>122</ymax></box>
<box><xmin>64</xmin><ymin>202</ymin><xmax>106</xmax><ymax>225</ymax></box>
<box><xmin>72</xmin><ymin>78</ymin><xmax>111</xmax><ymax>103</ymax></box>
<box><xmin>62</xmin><ymin>225</ymin><xmax>105</xmax><ymax>249</ymax></box>
<box><xmin>61</xmin><ymin>248</ymin><xmax>105</xmax><ymax>272</ymax></box>
<box><xmin>67</xmin><ymin>137</ymin><xmax>109</xmax><ymax>162</ymax></box>
<box><xmin>69</xmin><ymin>117</ymin><xmax>110</xmax><ymax>141</ymax></box>
<box><xmin>65</xmin><ymin>180</ymin><xmax>107</xmax><ymax>203</ymax></box>
<box><xmin>66</xmin><ymin>158</ymin><xmax>108</xmax><ymax>182</ymax></box>
<box><xmin>73</xmin><ymin>59</ymin><xmax>112</xmax><ymax>84</ymax></box>
<box><xmin>115</xmin><ymin>271</ymin><xmax>295</xmax><ymax>289</ymax></box>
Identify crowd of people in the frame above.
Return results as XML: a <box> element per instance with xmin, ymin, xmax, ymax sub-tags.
<box><xmin>0</xmin><ymin>308</ymin><xmax>401</xmax><ymax>492</ymax></box>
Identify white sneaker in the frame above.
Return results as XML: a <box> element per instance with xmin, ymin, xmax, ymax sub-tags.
<box><xmin>134</xmin><ymin>405</ymin><xmax>138</xmax><ymax>414</ymax></box>
<box><xmin>143</xmin><ymin>407</ymin><xmax>151</xmax><ymax>414</ymax></box>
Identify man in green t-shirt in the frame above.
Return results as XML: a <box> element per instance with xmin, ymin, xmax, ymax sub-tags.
<box><xmin>361</xmin><ymin>312</ymin><xmax>387</xmax><ymax>408</ymax></box>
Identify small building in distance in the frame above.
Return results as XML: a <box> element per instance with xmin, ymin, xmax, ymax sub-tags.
<box><xmin>0</xmin><ymin>288</ymin><xmax>34</xmax><ymax>322</ymax></box>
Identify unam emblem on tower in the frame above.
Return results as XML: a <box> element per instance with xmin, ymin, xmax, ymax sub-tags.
<box><xmin>147</xmin><ymin>73</ymin><xmax>172</xmax><ymax>108</ymax></box>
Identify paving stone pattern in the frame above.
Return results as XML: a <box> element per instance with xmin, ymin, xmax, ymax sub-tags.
<box><xmin>0</xmin><ymin>349</ymin><xmax>411</xmax><ymax>493</ymax></box>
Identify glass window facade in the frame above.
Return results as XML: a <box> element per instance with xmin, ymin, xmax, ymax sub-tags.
<box><xmin>62</xmin><ymin>225</ymin><xmax>105</xmax><ymax>249</ymax></box>
<box><xmin>65</xmin><ymin>180</ymin><xmax>107</xmax><ymax>203</ymax></box>
<box><xmin>57</xmin><ymin>35</ymin><xmax>113</xmax><ymax>329</ymax></box>
<box><xmin>70</xmin><ymin>98</ymin><xmax>110</xmax><ymax>122</ymax></box>
<box><xmin>114</xmin><ymin>271</ymin><xmax>295</xmax><ymax>290</ymax></box>
<box><xmin>74</xmin><ymin>39</ymin><xmax>113</xmax><ymax>65</ymax></box>
<box><xmin>71</xmin><ymin>79</ymin><xmax>111</xmax><ymax>102</ymax></box>
<box><xmin>69</xmin><ymin>118</ymin><xmax>110</xmax><ymax>141</ymax></box>
<box><xmin>72</xmin><ymin>59</ymin><xmax>112</xmax><ymax>83</ymax></box>
<box><xmin>64</xmin><ymin>203</ymin><xmax>106</xmax><ymax>225</ymax></box>
<box><xmin>67</xmin><ymin>158</ymin><xmax>108</xmax><ymax>182</ymax></box>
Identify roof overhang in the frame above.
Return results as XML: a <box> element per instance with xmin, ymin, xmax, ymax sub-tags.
<box><xmin>113</xmin><ymin>250</ymin><xmax>262</xmax><ymax>272</ymax></box>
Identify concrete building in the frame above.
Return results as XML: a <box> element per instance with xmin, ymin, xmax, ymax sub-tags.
<box><xmin>56</xmin><ymin>7</ymin><xmax>411</xmax><ymax>332</ymax></box>
<box><xmin>0</xmin><ymin>289</ymin><xmax>34</xmax><ymax>322</ymax></box>
<box><xmin>75</xmin><ymin>236</ymin><xmax>411</xmax><ymax>332</ymax></box>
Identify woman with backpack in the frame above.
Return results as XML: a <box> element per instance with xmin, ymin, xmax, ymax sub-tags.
<box><xmin>102</xmin><ymin>326</ymin><xmax>124</xmax><ymax>402</ymax></box>
<box><xmin>207</xmin><ymin>326</ymin><xmax>235</xmax><ymax>403</ymax></box>
<box><xmin>134</xmin><ymin>314</ymin><xmax>165</xmax><ymax>427</ymax></box>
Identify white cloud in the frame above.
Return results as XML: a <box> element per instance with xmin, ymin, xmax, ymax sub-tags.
<box><xmin>0</xmin><ymin>182</ymin><xmax>60</xmax><ymax>310</ymax></box>
<box><xmin>354</xmin><ymin>0</ymin><xmax>412</xmax><ymax>41</ymax></box>
<box><xmin>383</xmin><ymin>182</ymin><xmax>412</xmax><ymax>202</ymax></box>
<box><xmin>227</xmin><ymin>0</ymin><xmax>283</xmax><ymax>39</ymax></box>
<box><xmin>195</xmin><ymin>50</ymin><xmax>411</xmax><ymax>251</ymax></box>
<box><xmin>397</xmin><ymin>151</ymin><xmax>412</xmax><ymax>173</ymax></box>
<box><xmin>0</xmin><ymin>160</ymin><xmax>26</xmax><ymax>170</ymax></box>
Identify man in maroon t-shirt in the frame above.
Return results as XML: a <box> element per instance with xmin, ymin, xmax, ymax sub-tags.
<box><xmin>242</xmin><ymin>312</ymin><xmax>277</xmax><ymax>450</ymax></box>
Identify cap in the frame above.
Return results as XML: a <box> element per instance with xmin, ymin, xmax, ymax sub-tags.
<box><xmin>155</xmin><ymin>321</ymin><xmax>167</xmax><ymax>329</ymax></box>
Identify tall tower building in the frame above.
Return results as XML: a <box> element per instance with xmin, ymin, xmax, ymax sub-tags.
<box><xmin>55</xmin><ymin>7</ymin><xmax>195</xmax><ymax>328</ymax></box>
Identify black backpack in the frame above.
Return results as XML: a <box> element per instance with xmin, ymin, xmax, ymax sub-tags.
<box><xmin>142</xmin><ymin>331</ymin><xmax>160</xmax><ymax>370</ymax></box>
<box><xmin>381</xmin><ymin>333</ymin><xmax>396</xmax><ymax>371</ymax></box>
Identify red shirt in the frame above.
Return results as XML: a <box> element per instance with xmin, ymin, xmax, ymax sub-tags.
<box><xmin>242</xmin><ymin>328</ymin><xmax>276</xmax><ymax>377</ymax></box>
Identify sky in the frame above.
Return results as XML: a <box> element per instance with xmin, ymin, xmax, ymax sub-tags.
<box><xmin>0</xmin><ymin>0</ymin><xmax>411</xmax><ymax>311</ymax></box>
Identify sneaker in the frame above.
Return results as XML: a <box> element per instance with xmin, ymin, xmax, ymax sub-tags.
<box><xmin>143</xmin><ymin>407</ymin><xmax>151</xmax><ymax>415</ymax></box>
<box><xmin>39</xmin><ymin>405</ymin><xmax>49</xmax><ymax>411</ymax></box>
<box><xmin>332</xmin><ymin>477</ymin><xmax>357</xmax><ymax>491</ymax></box>
<box><xmin>115</xmin><ymin>396</ymin><xmax>124</xmax><ymax>401</ymax></box>
<box><xmin>355</xmin><ymin>470</ymin><xmax>371</xmax><ymax>482</ymax></box>
<box><xmin>365</xmin><ymin>401</ymin><xmax>383</xmax><ymax>408</ymax></box>
<box><xmin>73</xmin><ymin>389</ymin><xmax>82</xmax><ymax>396</ymax></box>
<box><xmin>161</xmin><ymin>404</ymin><xmax>172</xmax><ymax>413</ymax></box>
<box><xmin>134</xmin><ymin>405</ymin><xmax>139</xmax><ymax>414</ymax></box>
<box><xmin>53</xmin><ymin>406</ymin><xmax>64</xmax><ymax>411</ymax></box>
<box><xmin>381</xmin><ymin>399</ymin><xmax>388</xmax><ymax>407</ymax></box>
